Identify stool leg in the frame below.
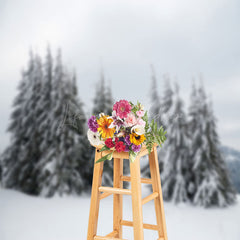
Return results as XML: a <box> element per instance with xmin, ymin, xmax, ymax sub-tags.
<box><xmin>113</xmin><ymin>158</ymin><xmax>123</xmax><ymax>238</ymax></box>
<box><xmin>130</xmin><ymin>156</ymin><xmax>144</xmax><ymax>240</ymax></box>
<box><xmin>87</xmin><ymin>150</ymin><xmax>104</xmax><ymax>240</ymax></box>
<box><xmin>149</xmin><ymin>147</ymin><xmax>168</xmax><ymax>240</ymax></box>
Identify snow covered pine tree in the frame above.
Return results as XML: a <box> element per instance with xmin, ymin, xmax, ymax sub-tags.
<box><xmin>92</xmin><ymin>69</ymin><xmax>113</xmax><ymax>116</ymax></box>
<box><xmin>1</xmin><ymin>48</ymin><xmax>88</xmax><ymax>197</ymax></box>
<box><xmin>2</xmin><ymin>51</ymin><xmax>43</xmax><ymax>195</ymax></box>
<box><xmin>38</xmin><ymin>49</ymin><xmax>87</xmax><ymax>197</ymax></box>
<box><xmin>159</xmin><ymin>75</ymin><xmax>174</xmax><ymax>174</ymax></box>
<box><xmin>148</xmin><ymin>65</ymin><xmax>164</xmax><ymax>128</ymax></box>
<box><xmin>161</xmin><ymin>74</ymin><xmax>174</xmax><ymax>129</ymax></box>
<box><xmin>188</xmin><ymin>83</ymin><xmax>236</xmax><ymax>207</ymax></box>
<box><xmin>161</xmin><ymin>83</ymin><xmax>190</xmax><ymax>203</ymax></box>
<box><xmin>91</xmin><ymin>70</ymin><xmax>116</xmax><ymax>186</ymax></box>
<box><xmin>143</xmin><ymin>66</ymin><xmax>164</xmax><ymax>178</ymax></box>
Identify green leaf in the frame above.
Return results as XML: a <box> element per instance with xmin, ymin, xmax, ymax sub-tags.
<box><xmin>142</xmin><ymin>110</ymin><xmax>148</xmax><ymax>121</ymax></box>
<box><xmin>99</xmin><ymin>145</ymin><xmax>110</xmax><ymax>152</ymax></box>
<box><xmin>95</xmin><ymin>152</ymin><xmax>113</xmax><ymax>164</ymax></box>
<box><xmin>129</xmin><ymin>101</ymin><xmax>134</xmax><ymax>107</ymax></box>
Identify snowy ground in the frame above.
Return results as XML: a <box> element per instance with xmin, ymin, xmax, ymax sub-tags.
<box><xmin>0</xmin><ymin>187</ymin><xmax>240</xmax><ymax>240</ymax></box>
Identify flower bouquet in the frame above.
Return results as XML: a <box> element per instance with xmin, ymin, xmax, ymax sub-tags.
<box><xmin>87</xmin><ymin>100</ymin><xmax>166</xmax><ymax>163</ymax></box>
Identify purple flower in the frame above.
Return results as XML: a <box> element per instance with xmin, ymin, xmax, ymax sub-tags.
<box><xmin>114</xmin><ymin>119</ymin><xmax>124</xmax><ymax>127</ymax></box>
<box><xmin>124</xmin><ymin>145</ymin><xmax>130</xmax><ymax>152</ymax></box>
<box><xmin>124</xmin><ymin>135</ymin><xmax>131</xmax><ymax>146</ymax></box>
<box><xmin>88</xmin><ymin>115</ymin><xmax>99</xmax><ymax>132</ymax></box>
<box><xmin>112</xmin><ymin>111</ymin><xmax>124</xmax><ymax>130</ymax></box>
<box><xmin>131</xmin><ymin>144</ymin><xmax>141</xmax><ymax>152</ymax></box>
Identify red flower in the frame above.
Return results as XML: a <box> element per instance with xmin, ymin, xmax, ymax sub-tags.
<box><xmin>105</xmin><ymin>138</ymin><xmax>115</xmax><ymax>148</ymax></box>
<box><xmin>115</xmin><ymin>141</ymin><xmax>125</xmax><ymax>152</ymax></box>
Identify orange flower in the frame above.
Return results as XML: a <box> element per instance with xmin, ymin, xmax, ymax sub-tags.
<box><xmin>97</xmin><ymin>115</ymin><xmax>115</xmax><ymax>139</ymax></box>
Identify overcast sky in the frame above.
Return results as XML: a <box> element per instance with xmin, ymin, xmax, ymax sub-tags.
<box><xmin>0</xmin><ymin>0</ymin><xmax>240</xmax><ymax>151</ymax></box>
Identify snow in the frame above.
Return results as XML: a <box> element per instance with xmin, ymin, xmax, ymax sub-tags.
<box><xmin>0</xmin><ymin>187</ymin><xmax>240</xmax><ymax>240</ymax></box>
<box><xmin>224</xmin><ymin>154</ymin><xmax>239</xmax><ymax>163</ymax></box>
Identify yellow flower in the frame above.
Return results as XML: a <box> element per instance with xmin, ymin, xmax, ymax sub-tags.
<box><xmin>129</xmin><ymin>132</ymin><xmax>146</xmax><ymax>145</ymax></box>
<box><xmin>97</xmin><ymin>115</ymin><xmax>115</xmax><ymax>139</ymax></box>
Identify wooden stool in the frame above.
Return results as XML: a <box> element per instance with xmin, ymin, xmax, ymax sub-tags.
<box><xmin>87</xmin><ymin>144</ymin><xmax>168</xmax><ymax>240</ymax></box>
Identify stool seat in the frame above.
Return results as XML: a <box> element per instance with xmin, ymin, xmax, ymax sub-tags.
<box><xmin>93</xmin><ymin>143</ymin><xmax>158</xmax><ymax>159</ymax></box>
<box><xmin>87</xmin><ymin>144</ymin><xmax>168</xmax><ymax>240</ymax></box>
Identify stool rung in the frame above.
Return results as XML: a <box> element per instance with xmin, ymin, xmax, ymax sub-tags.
<box><xmin>94</xmin><ymin>236</ymin><xmax>126</xmax><ymax>240</ymax></box>
<box><xmin>105</xmin><ymin>230</ymin><xmax>117</xmax><ymax>237</ymax></box>
<box><xmin>99</xmin><ymin>186</ymin><xmax>132</xmax><ymax>195</ymax></box>
<box><xmin>120</xmin><ymin>220</ymin><xmax>159</xmax><ymax>231</ymax></box>
<box><xmin>100</xmin><ymin>192</ymin><xmax>112</xmax><ymax>200</ymax></box>
<box><xmin>121</xmin><ymin>176</ymin><xmax>152</xmax><ymax>184</ymax></box>
<box><xmin>142</xmin><ymin>192</ymin><xmax>159</xmax><ymax>205</ymax></box>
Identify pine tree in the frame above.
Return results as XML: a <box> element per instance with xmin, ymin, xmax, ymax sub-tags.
<box><xmin>142</xmin><ymin>65</ymin><xmax>164</xmax><ymax>178</ymax></box>
<box><xmin>105</xmin><ymin>79</ymin><xmax>114</xmax><ymax>115</ymax></box>
<box><xmin>189</xmin><ymin>84</ymin><xmax>236</xmax><ymax>207</ymax></box>
<box><xmin>206</xmin><ymin>101</ymin><xmax>236</xmax><ymax>205</ymax></box>
<box><xmin>66</xmin><ymin>70</ymin><xmax>93</xmax><ymax>192</ymax></box>
<box><xmin>2</xmin><ymin>51</ymin><xmax>43</xmax><ymax>195</ymax></box>
<box><xmin>157</xmin><ymin>75</ymin><xmax>174</xmax><ymax>174</ymax></box>
<box><xmin>2</xmin><ymin>47</ymin><xmax>92</xmax><ymax>196</ymax></box>
<box><xmin>186</xmin><ymin>81</ymin><xmax>199</xmax><ymax>199</ymax></box>
<box><xmin>38</xmin><ymin>45</ymin><xmax>53</xmax><ymax>154</ymax></box>
<box><xmin>161</xmin><ymin>74</ymin><xmax>174</xmax><ymax>129</ymax></box>
<box><xmin>38</xmin><ymin>50</ymin><xmax>87</xmax><ymax>196</ymax></box>
<box><xmin>161</xmin><ymin>83</ymin><xmax>190</xmax><ymax>203</ymax></box>
<box><xmin>188</xmin><ymin>81</ymin><xmax>198</xmax><ymax>133</ymax></box>
<box><xmin>91</xmin><ymin>70</ymin><xmax>114</xmax><ymax>186</ymax></box>
<box><xmin>1</xmin><ymin>65</ymin><xmax>30</xmax><ymax>191</ymax></box>
<box><xmin>149</xmin><ymin>65</ymin><xmax>163</xmax><ymax>127</ymax></box>
<box><xmin>23</xmin><ymin>54</ymin><xmax>43</xmax><ymax>194</ymax></box>
<box><xmin>93</xmin><ymin>70</ymin><xmax>107</xmax><ymax>115</ymax></box>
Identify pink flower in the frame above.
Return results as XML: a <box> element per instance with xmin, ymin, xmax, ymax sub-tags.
<box><xmin>137</xmin><ymin>118</ymin><xmax>146</xmax><ymax>127</ymax></box>
<box><xmin>125</xmin><ymin>112</ymin><xmax>137</xmax><ymax>127</ymax></box>
<box><xmin>136</xmin><ymin>110</ymin><xmax>145</xmax><ymax>117</ymax></box>
<box><xmin>113</xmin><ymin>100</ymin><xmax>132</xmax><ymax>119</ymax></box>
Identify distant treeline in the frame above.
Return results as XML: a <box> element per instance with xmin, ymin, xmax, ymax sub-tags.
<box><xmin>0</xmin><ymin>48</ymin><xmax>237</xmax><ymax>208</ymax></box>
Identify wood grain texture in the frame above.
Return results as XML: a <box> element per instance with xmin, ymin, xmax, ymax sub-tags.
<box><xmin>99</xmin><ymin>186</ymin><xmax>131</xmax><ymax>195</ymax></box>
<box><xmin>87</xmin><ymin>150</ymin><xmax>104</xmax><ymax>240</ymax></box>
<box><xmin>105</xmin><ymin>230</ymin><xmax>118</xmax><ymax>237</ymax></box>
<box><xmin>113</xmin><ymin>158</ymin><xmax>123</xmax><ymax>238</ymax></box>
<box><xmin>130</xmin><ymin>155</ymin><xmax>144</xmax><ymax>240</ymax></box>
<box><xmin>87</xmin><ymin>144</ymin><xmax>168</xmax><ymax>240</ymax></box>
<box><xmin>142</xmin><ymin>192</ymin><xmax>159</xmax><ymax>205</ymax></box>
<box><xmin>94</xmin><ymin>236</ymin><xmax>127</xmax><ymax>240</ymax></box>
<box><xmin>121</xmin><ymin>176</ymin><xmax>152</xmax><ymax>184</ymax></box>
<box><xmin>149</xmin><ymin>147</ymin><xmax>168</xmax><ymax>240</ymax></box>
<box><xmin>99</xmin><ymin>192</ymin><xmax>112</xmax><ymax>200</ymax></box>
<box><xmin>120</xmin><ymin>220</ymin><xmax>159</xmax><ymax>231</ymax></box>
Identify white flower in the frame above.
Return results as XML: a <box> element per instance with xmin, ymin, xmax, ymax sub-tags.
<box><xmin>137</xmin><ymin>118</ymin><xmax>146</xmax><ymax>127</ymax></box>
<box><xmin>87</xmin><ymin>129</ymin><xmax>103</xmax><ymax>146</ymax></box>
<box><xmin>108</xmin><ymin>110</ymin><xmax>124</xmax><ymax>132</ymax></box>
<box><xmin>99</xmin><ymin>112</ymin><xmax>105</xmax><ymax>118</ymax></box>
<box><xmin>112</xmin><ymin>110</ymin><xmax>117</xmax><ymax>117</ymax></box>
<box><xmin>131</xmin><ymin>125</ymin><xmax>145</xmax><ymax>135</ymax></box>
<box><xmin>116</xmin><ymin>131</ymin><xmax>125</xmax><ymax>137</ymax></box>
